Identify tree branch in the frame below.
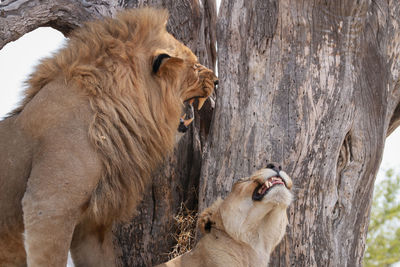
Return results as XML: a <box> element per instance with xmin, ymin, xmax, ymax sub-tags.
<box><xmin>388</xmin><ymin>101</ymin><xmax>400</xmax><ymax>137</ymax></box>
<box><xmin>0</xmin><ymin>0</ymin><xmax>121</xmax><ymax>49</ymax></box>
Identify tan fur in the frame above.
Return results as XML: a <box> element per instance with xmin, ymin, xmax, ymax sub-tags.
<box><xmin>0</xmin><ymin>8</ymin><xmax>216</xmax><ymax>267</ymax></box>
<box><xmin>157</xmin><ymin>168</ymin><xmax>293</xmax><ymax>267</ymax></box>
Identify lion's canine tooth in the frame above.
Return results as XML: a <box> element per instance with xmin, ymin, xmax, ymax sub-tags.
<box><xmin>197</xmin><ymin>97</ymin><xmax>206</xmax><ymax>110</ymax></box>
<box><xmin>184</xmin><ymin>118</ymin><xmax>194</xmax><ymax>126</ymax></box>
<box><xmin>258</xmin><ymin>187</ymin><xmax>263</xmax><ymax>194</ymax></box>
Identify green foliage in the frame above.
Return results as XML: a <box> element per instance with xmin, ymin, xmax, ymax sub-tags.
<box><xmin>364</xmin><ymin>169</ymin><xmax>400</xmax><ymax>267</ymax></box>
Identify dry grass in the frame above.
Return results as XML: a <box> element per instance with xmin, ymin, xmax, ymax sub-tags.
<box><xmin>168</xmin><ymin>203</ymin><xmax>198</xmax><ymax>260</ymax></box>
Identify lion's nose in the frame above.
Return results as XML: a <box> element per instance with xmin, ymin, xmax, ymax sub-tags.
<box><xmin>266</xmin><ymin>162</ymin><xmax>282</xmax><ymax>173</ymax></box>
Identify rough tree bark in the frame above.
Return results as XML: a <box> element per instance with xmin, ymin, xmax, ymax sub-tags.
<box><xmin>200</xmin><ymin>0</ymin><xmax>400</xmax><ymax>266</ymax></box>
<box><xmin>0</xmin><ymin>0</ymin><xmax>121</xmax><ymax>49</ymax></box>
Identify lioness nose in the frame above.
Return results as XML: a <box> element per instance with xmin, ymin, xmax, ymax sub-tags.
<box><xmin>266</xmin><ymin>162</ymin><xmax>282</xmax><ymax>173</ymax></box>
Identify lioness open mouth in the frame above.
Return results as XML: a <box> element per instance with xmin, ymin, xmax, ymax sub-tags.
<box><xmin>252</xmin><ymin>176</ymin><xmax>286</xmax><ymax>201</ymax></box>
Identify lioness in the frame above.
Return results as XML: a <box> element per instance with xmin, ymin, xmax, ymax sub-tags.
<box><xmin>157</xmin><ymin>164</ymin><xmax>293</xmax><ymax>267</ymax></box>
<box><xmin>0</xmin><ymin>8</ymin><xmax>216</xmax><ymax>267</ymax></box>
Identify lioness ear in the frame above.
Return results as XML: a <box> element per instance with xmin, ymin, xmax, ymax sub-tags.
<box><xmin>152</xmin><ymin>53</ymin><xmax>184</xmax><ymax>77</ymax></box>
<box><xmin>198</xmin><ymin>209</ymin><xmax>214</xmax><ymax>234</ymax></box>
<box><xmin>197</xmin><ymin>198</ymin><xmax>223</xmax><ymax>234</ymax></box>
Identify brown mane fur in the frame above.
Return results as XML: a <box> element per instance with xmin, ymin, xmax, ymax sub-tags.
<box><xmin>13</xmin><ymin>9</ymin><xmax>183</xmax><ymax>226</ymax></box>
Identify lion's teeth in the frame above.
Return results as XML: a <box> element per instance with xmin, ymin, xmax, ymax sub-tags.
<box><xmin>258</xmin><ymin>187</ymin><xmax>264</xmax><ymax>194</ymax></box>
<box><xmin>197</xmin><ymin>97</ymin><xmax>206</xmax><ymax>110</ymax></box>
<box><xmin>184</xmin><ymin>118</ymin><xmax>194</xmax><ymax>126</ymax></box>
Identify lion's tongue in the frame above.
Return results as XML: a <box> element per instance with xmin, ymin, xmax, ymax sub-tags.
<box><xmin>270</xmin><ymin>179</ymin><xmax>284</xmax><ymax>186</ymax></box>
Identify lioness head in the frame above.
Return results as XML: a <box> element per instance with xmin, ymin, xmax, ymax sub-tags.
<box><xmin>198</xmin><ymin>164</ymin><xmax>293</xmax><ymax>255</ymax></box>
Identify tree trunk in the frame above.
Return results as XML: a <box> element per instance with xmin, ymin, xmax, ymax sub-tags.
<box><xmin>200</xmin><ymin>0</ymin><xmax>400</xmax><ymax>266</ymax></box>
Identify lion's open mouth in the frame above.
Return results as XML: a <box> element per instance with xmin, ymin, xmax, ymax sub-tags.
<box><xmin>252</xmin><ymin>176</ymin><xmax>286</xmax><ymax>201</ymax></box>
<box><xmin>178</xmin><ymin>97</ymin><xmax>207</xmax><ymax>133</ymax></box>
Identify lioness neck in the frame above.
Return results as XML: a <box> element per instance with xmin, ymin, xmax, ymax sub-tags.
<box><xmin>155</xmin><ymin>229</ymin><xmax>268</xmax><ymax>267</ymax></box>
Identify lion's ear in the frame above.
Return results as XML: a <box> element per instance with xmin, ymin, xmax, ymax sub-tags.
<box><xmin>152</xmin><ymin>53</ymin><xmax>184</xmax><ymax>77</ymax></box>
<box><xmin>152</xmin><ymin>53</ymin><xmax>171</xmax><ymax>73</ymax></box>
<box><xmin>197</xmin><ymin>198</ymin><xmax>223</xmax><ymax>234</ymax></box>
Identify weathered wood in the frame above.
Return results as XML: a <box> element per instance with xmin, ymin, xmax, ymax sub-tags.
<box><xmin>0</xmin><ymin>0</ymin><xmax>121</xmax><ymax>49</ymax></box>
<box><xmin>199</xmin><ymin>0</ymin><xmax>400</xmax><ymax>266</ymax></box>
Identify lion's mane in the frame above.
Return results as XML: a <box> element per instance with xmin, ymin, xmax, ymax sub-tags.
<box><xmin>12</xmin><ymin>9</ymin><xmax>183</xmax><ymax>226</ymax></box>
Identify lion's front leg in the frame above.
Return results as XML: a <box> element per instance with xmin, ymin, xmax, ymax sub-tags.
<box><xmin>22</xmin><ymin>195</ymin><xmax>77</xmax><ymax>267</ymax></box>
<box><xmin>22</xmin><ymin>141</ymin><xmax>101</xmax><ymax>267</ymax></box>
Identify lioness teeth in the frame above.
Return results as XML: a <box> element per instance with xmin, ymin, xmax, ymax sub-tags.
<box><xmin>258</xmin><ymin>185</ymin><xmax>267</xmax><ymax>195</ymax></box>
<box><xmin>197</xmin><ymin>97</ymin><xmax>206</xmax><ymax>110</ymax></box>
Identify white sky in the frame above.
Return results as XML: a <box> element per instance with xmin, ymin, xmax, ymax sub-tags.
<box><xmin>0</xmin><ymin>23</ymin><xmax>398</xmax><ymax>266</ymax></box>
<box><xmin>0</xmin><ymin>28</ymin><xmax>66</xmax><ymax>117</ymax></box>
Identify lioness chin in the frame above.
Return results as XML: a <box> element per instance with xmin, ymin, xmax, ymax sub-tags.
<box><xmin>157</xmin><ymin>164</ymin><xmax>293</xmax><ymax>267</ymax></box>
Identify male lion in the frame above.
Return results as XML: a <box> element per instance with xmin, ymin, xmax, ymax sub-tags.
<box><xmin>157</xmin><ymin>164</ymin><xmax>293</xmax><ymax>267</ymax></box>
<box><xmin>0</xmin><ymin>8</ymin><xmax>217</xmax><ymax>267</ymax></box>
